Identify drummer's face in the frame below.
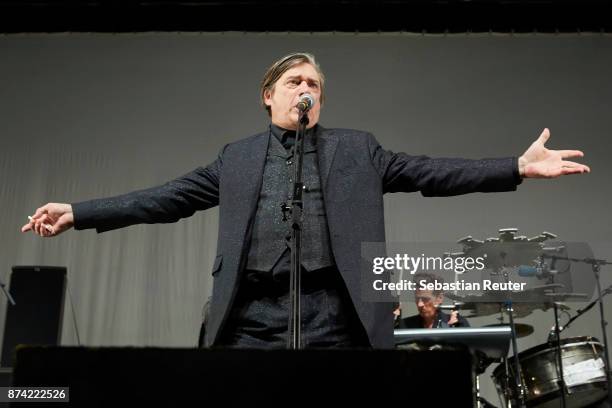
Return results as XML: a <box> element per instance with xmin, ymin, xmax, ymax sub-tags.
<box><xmin>415</xmin><ymin>290</ymin><xmax>442</xmax><ymax>320</ymax></box>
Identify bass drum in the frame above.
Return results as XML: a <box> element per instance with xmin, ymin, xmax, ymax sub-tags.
<box><xmin>493</xmin><ymin>336</ymin><xmax>608</xmax><ymax>408</ymax></box>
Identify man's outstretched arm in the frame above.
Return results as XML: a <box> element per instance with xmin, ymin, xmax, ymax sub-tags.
<box><xmin>368</xmin><ymin>128</ymin><xmax>589</xmax><ymax>196</ymax></box>
<box><xmin>22</xmin><ymin>148</ymin><xmax>225</xmax><ymax>237</ymax></box>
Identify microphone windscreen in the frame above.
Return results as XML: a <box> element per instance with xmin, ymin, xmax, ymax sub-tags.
<box><xmin>518</xmin><ymin>265</ymin><xmax>537</xmax><ymax>277</ymax></box>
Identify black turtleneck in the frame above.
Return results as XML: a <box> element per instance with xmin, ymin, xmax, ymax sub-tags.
<box><xmin>270</xmin><ymin>123</ymin><xmax>316</xmax><ymax>152</ymax></box>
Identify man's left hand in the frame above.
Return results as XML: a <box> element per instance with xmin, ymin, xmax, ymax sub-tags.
<box><xmin>518</xmin><ymin>128</ymin><xmax>590</xmax><ymax>178</ymax></box>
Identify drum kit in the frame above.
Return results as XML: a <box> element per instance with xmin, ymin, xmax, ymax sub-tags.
<box><xmin>445</xmin><ymin>228</ymin><xmax>612</xmax><ymax>408</ymax></box>
<box><xmin>492</xmin><ymin>336</ymin><xmax>608</xmax><ymax>408</ymax></box>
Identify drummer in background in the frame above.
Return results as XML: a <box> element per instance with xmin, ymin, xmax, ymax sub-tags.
<box><xmin>399</xmin><ymin>272</ymin><xmax>470</xmax><ymax>329</ymax></box>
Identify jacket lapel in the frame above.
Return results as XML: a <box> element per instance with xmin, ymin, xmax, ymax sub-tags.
<box><xmin>316</xmin><ymin>126</ymin><xmax>339</xmax><ymax>195</ymax></box>
<box><xmin>240</xmin><ymin>131</ymin><xmax>269</xmax><ymax>220</ymax></box>
<box><xmin>221</xmin><ymin>130</ymin><xmax>269</xmax><ymax>247</ymax></box>
<box><xmin>226</xmin><ymin>125</ymin><xmax>336</xmax><ymax>242</ymax></box>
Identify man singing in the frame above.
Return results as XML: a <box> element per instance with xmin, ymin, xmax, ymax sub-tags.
<box><xmin>21</xmin><ymin>52</ymin><xmax>589</xmax><ymax>349</ymax></box>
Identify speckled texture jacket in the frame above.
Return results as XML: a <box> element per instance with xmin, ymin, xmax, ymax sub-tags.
<box><xmin>72</xmin><ymin>125</ymin><xmax>521</xmax><ymax>348</ymax></box>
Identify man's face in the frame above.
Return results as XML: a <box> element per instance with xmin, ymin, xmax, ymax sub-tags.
<box><xmin>264</xmin><ymin>62</ymin><xmax>322</xmax><ymax>130</ymax></box>
<box><xmin>415</xmin><ymin>290</ymin><xmax>443</xmax><ymax>320</ymax></box>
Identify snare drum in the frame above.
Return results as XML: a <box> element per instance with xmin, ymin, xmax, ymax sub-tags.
<box><xmin>493</xmin><ymin>336</ymin><xmax>608</xmax><ymax>408</ymax></box>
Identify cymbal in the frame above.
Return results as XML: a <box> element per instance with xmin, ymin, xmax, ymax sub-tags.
<box><xmin>484</xmin><ymin>323</ymin><xmax>534</xmax><ymax>338</ymax></box>
<box><xmin>462</xmin><ymin>241</ymin><xmax>545</xmax><ymax>271</ymax></box>
<box><xmin>454</xmin><ymin>229</ymin><xmax>550</xmax><ymax>270</ymax></box>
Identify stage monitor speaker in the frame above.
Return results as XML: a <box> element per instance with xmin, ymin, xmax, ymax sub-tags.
<box><xmin>1</xmin><ymin>266</ymin><xmax>66</xmax><ymax>367</ymax></box>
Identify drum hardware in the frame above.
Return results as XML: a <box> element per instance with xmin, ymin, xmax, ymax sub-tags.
<box><xmin>455</xmin><ymin>228</ymin><xmax>559</xmax><ymax>408</ymax></box>
<box><xmin>452</xmin><ymin>254</ymin><xmax>531</xmax><ymax>406</ymax></box>
<box><xmin>542</xmin><ymin>292</ymin><xmax>589</xmax><ymax>408</ymax></box>
<box><xmin>487</xmin><ymin>234</ymin><xmax>610</xmax><ymax>408</ymax></box>
<box><xmin>430</xmin><ymin>228</ymin><xmax>611</xmax><ymax>407</ymax></box>
<box><xmin>501</xmin><ymin>265</ymin><xmax>528</xmax><ymax>407</ymax></box>
<box><xmin>531</xmin><ymin>248</ymin><xmax>576</xmax><ymax>408</ymax></box>
<box><xmin>544</xmin><ymin>251</ymin><xmax>569</xmax><ymax>408</ymax></box>
<box><xmin>542</xmin><ymin>254</ymin><xmax>612</xmax><ymax>406</ymax></box>
<box><xmin>449</xmin><ymin>228</ymin><xmax>608</xmax><ymax>408</ymax></box>
<box><xmin>492</xmin><ymin>336</ymin><xmax>608</xmax><ymax>408</ymax></box>
<box><xmin>552</xmin><ymin>300</ymin><xmax>568</xmax><ymax>408</ymax></box>
<box><xmin>556</xmin><ymin>282</ymin><xmax>612</xmax><ymax>338</ymax></box>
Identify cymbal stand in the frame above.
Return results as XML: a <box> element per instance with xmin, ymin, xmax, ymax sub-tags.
<box><xmin>539</xmin><ymin>255</ymin><xmax>568</xmax><ymax>408</ymax></box>
<box><xmin>499</xmin><ymin>257</ymin><xmax>526</xmax><ymax>408</ymax></box>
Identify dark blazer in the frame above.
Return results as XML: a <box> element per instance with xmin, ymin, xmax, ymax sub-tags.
<box><xmin>72</xmin><ymin>125</ymin><xmax>520</xmax><ymax>349</ymax></box>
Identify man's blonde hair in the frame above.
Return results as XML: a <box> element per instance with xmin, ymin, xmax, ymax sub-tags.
<box><xmin>260</xmin><ymin>52</ymin><xmax>325</xmax><ymax>116</ymax></box>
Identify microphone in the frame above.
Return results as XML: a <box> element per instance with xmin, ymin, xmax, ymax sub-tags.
<box><xmin>517</xmin><ymin>264</ymin><xmax>557</xmax><ymax>278</ymax></box>
<box><xmin>517</xmin><ymin>265</ymin><xmax>540</xmax><ymax>277</ymax></box>
<box><xmin>296</xmin><ymin>93</ymin><xmax>315</xmax><ymax>112</ymax></box>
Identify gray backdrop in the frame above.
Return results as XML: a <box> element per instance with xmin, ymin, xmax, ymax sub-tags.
<box><xmin>1</xmin><ymin>33</ymin><xmax>611</xmax><ymax>404</ymax></box>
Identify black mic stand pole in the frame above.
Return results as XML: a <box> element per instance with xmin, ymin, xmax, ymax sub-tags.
<box><xmin>545</xmin><ymin>256</ymin><xmax>567</xmax><ymax>408</ymax></box>
<box><xmin>287</xmin><ymin>110</ymin><xmax>309</xmax><ymax>349</ymax></box>
<box><xmin>498</xmin><ymin>251</ymin><xmax>526</xmax><ymax>408</ymax></box>
<box><xmin>560</xmin><ymin>283</ymin><xmax>612</xmax><ymax>333</ymax></box>
<box><xmin>504</xmin><ymin>287</ymin><xmax>525</xmax><ymax>408</ymax></box>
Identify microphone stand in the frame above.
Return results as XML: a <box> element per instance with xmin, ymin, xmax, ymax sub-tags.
<box><xmin>560</xmin><ymin>283</ymin><xmax>612</xmax><ymax>333</ymax></box>
<box><xmin>504</xmin><ymin>295</ymin><xmax>525</xmax><ymax>408</ymax></box>
<box><xmin>287</xmin><ymin>110</ymin><xmax>309</xmax><ymax>349</ymax></box>
<box><xmin>551</xmin><ymin>301</ymin><xmax>567</xmax><ymax>408</ymax></box>
<box><xmin>544</xmin><ymin>256</ymin><xmax>567</xmax><ymax>408</ymax></box>
<box><xmin>591</xmin><ymin>259</ymin><xmax>612</xmax><ymax>402</ymax></box>
<box><xmin>497</xmin><ymin>252</ymin><xmax>526</xmax><ymax>408</ymax></box>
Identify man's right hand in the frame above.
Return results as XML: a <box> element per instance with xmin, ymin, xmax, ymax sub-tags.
<box><xmin>21</xmin><ymin>203</ymin><xmax>74</xmax><ymax>237</ymax></box>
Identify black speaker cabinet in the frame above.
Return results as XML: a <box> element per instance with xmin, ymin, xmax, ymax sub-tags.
<box><xmin>1</xmin><ymin>266</ymin><xmax>66</xmax><ymax>367</ymax></box>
